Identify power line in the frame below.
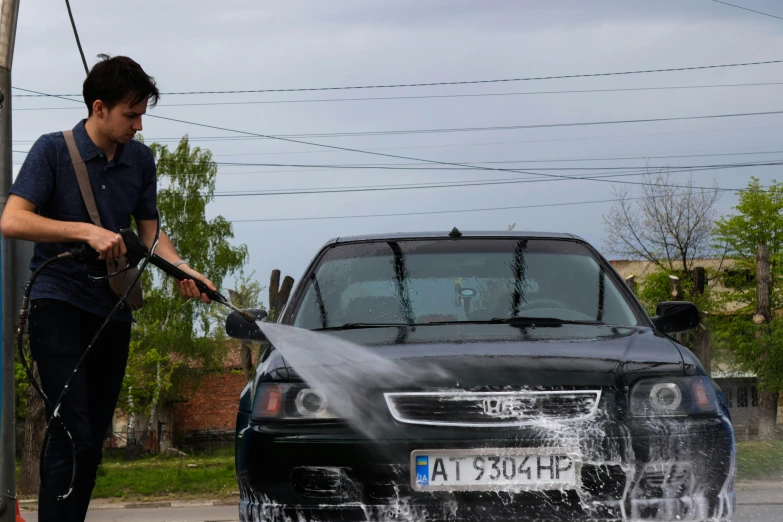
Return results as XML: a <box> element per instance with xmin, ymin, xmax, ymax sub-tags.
<box><xmin>236</xmin><ymin>110</ymin><xmax>783</xmax><ymax>137</ymax></box>
<box><xmin>12</xmin><ymin>81</ymin><xmax>783</xmax><ymax>109</ymax></box>
<box><xmin>229</xmin><ymin>192</ymin><xmax>733</xmax><ymax>223</ymax></box>
<box><xmin>13</xmin><ymin>86</ymin><xmax>774</xmax><ymax>192</ymax></box>
<box><xmin>11</xmin><ymin>59</ymin><xmax>783</xmax><ymax>97</ymax></box>
<box><xmin>13</xmin><ymin>85</ymin><xmax>783</xmax><ymax>140</ymax></box>
<box><xmin>210</xmin><ymin>164</ymin><xmax>767</xmax><ymax>198</ymax></box>
<box><xmin>19</xmin><ymin>145</ymin><xmax>783</xmax><ymax>162</ymax></box>
<box><xmin>15</xmin><ymin>123</ymin><xmax>783</xmax><ymax>147</ymax></box>
<box><xmin>188</xmin><ymin>159</ymin><xmax>783</xmax><ymax>171</ymax></box>
<box><xmin>144</xmin><ymin>115</ymin><xmax>778</xmax><ymax>192</ymax></box>
<box><xmin>139</xmin><ymin>110</ymin><xmax>783</xmax><ymax>139</ymax></box>
<box><xmin>711</xmin><ymin>0</ymin><xmax>783</xmax><ymax>21</ymax></box>
<box><xmin>64</xmin><ymin>0</ymin><xmax>89</xmax><ymax>74</ymax></box>
<box><xmin>211</xmin><ymin>148</ymin><xmax>783</xmax><ymax>164</ymax></box>
<box><xmin>231</xmin><ymin>198</ymin><xmax>641</xmax><ymax>222</ymax></box>
<box><xmin>146</xmin><ymin>157</ymin><xmax>783</xmax><ymax>179</ymax></box>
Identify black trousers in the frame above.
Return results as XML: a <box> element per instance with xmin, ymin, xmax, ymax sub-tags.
<box><xmin>29</xmin><ymin>298</ymin><xmax>131</xmax><ymax>522</ymax></box>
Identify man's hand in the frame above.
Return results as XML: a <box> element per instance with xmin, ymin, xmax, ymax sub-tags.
<box><xmin>176</xmin><ymin>264</ymin><xmax>216</xmax><ymax>304</ymax></box>
<box><xmin>87</xmin><ymin>226</ymin><xmax>127</xmax><ymax>260</ymax></box>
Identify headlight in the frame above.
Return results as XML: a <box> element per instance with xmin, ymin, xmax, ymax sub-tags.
<box><xmin>630</xmin><ymin>376</ymin><xmax>719</xmax><ymax>416</ymax></box>
<box><xmin>252</xmin><ymin>383</ymin><xmax>341</xmax><ymax>420</ymax></box>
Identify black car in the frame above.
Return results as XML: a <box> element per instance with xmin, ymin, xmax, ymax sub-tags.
<box><xmin>229</xmin><ymin>231</ymin><xmax>735</xmax><ymax>522</ymax></box>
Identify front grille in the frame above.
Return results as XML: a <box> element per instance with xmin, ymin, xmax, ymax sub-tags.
<box><xmin>290</xmin><ymin>467</ymin><xmax>360</xmax><ymax>500</ymax></box>
<box><xmin>384</xmin><ymin>390</ymin><xmax>601</xmax><ymax>427</ymax></box>
<box><xmin>633</xmin><ymin>463</ymin><xmax>695</xmax><ymax>499</ymax></box>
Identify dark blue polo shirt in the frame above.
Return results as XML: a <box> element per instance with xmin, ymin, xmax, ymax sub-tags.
<box><xmin>10</xmin><ymin>120</ymin><xmax>158</xmax><ymax>322</ymax></box>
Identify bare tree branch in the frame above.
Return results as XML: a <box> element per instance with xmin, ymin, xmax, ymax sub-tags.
<box><xmin>603</xmin><ymin>170</ymin><xmax>721</xmax><ymax>273</ymax></box>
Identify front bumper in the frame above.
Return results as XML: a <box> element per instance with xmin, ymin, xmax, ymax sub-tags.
<box><xmin>235</xmin><ymin>414</ymin><xmax>735</xmax><ymax>521</ymax></box>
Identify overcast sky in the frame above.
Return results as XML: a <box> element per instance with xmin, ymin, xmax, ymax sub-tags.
<box><xmin>10</xmin><ymin>0</ymin><xmax>783</xmax><ymax>298</ymax></box>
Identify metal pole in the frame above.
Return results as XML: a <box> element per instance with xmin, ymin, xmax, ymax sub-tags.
<box><xmin>0</xmin><ymin>1</ymin><xmax>20</xmax><ymax>519</ymax></box>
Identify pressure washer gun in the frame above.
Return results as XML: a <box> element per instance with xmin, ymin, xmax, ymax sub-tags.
<box><xmin>118</xmin><ymin>228</ymin><xmax>259</xmax><ymax>323</ymax></box>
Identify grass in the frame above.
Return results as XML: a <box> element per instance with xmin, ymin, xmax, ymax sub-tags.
<box><xmin>735</xmin><ymin>439</ymin><xmax>783</xmax><ymax>482</ymax></box>
<box><xmin>12</xmin><ymin>445</ymin><xmax>237</xmax><ymax>501</ymax></box>
<box><xmin>91</xmin><ymin>445</ymin><xmax>236</xmax><ymax>500</ymax></box>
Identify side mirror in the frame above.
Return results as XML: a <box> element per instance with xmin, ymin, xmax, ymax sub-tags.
<box><xmin>225</xmin><ymin>308</ymin><xmax>268</xmax><ymax>342</ymax></box>
<box><xmin>651</xmin><ymin>301</ymin><xmax>700</xmax><ymax>335</ymax></box>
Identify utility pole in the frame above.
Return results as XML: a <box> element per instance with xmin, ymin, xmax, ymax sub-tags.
<box><xmin>0</xmin><ymin>1</ymin><xmax>20</xmax><ymax>519</ymax></box>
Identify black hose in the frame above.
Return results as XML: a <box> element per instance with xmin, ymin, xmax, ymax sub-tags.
<box><xmin>18</xmin><ymin>217</ymin><xmax>161</xmax><ymax>501</ymax></box>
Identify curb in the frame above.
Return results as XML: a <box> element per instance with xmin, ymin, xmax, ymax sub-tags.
<box><xmin>18</xmin><ymin>498</ymin><xmax>238</xmax><ymax>511</ymax></box>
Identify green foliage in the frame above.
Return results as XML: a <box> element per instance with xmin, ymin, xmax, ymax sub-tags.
<box><xmin>212</xmin><ymin>270</ymin><xmax>265</xmax><ymax>325</ymax></box>
<box><xmin>636</xmin><ymin>271</ymin><xmax>675</xmax><ymax>316</ymax></box>
<box><xmin>122</xmin><ymin>341</ymin><xmax>175</xmax><ymax>416</ymax></box>
<box><xmin>712</xmin><ymin>177</ymin><xmax>783</xmax><ymax>313</ymax></box>
<box><xmin>230</xmin><ymin>271</ymin><xmax>265</xmax><ymax>310</ymax></box>
<box><xmin>14</xmin><ymin>362</ymin><xmax>29</xmax><ymax>420</ymax></box>
<box><xmin>121</xmin><ymin>136</ymin><xmax>248</xmax><ymax>415</ymax></box>
<box><xmin>712</xmin><ymin>315</ymin><xmax>783</xmax><ymax>394</ymax></box>
<box><xmin>710</xmin><ymin>178</ymin><xmax>783</xmax><ymax>393</ymax></box>
<box><xmin>634</xmin><ymin>268</ymin><xmax>718</xmax><ymax>353</ymax></box>
<box><xmin>15</xmin><ymin>336</ymin><xmax>31</xmax><ymax>420</ymax></box>
<box><xmin>637</xmin><ymin>269</ymin><xmax>718</xmax><ymax>316</ymax></box>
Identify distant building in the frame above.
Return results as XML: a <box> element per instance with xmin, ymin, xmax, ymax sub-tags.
<box><xmin>109</xmin><ymin>339</ymin><xmax>248</xmax><ymax>452</ymax></box>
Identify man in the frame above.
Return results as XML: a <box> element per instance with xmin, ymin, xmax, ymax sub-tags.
<box><xmin>0</xmin><ymin>55</ymin><xmax>215</xmax><ymax>521</ymax></box>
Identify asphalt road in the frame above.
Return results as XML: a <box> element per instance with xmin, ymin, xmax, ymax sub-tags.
<box><xmin>20</xmin><ymin>489</ymin><xmax>783</xmax><ymax>521</ymax></box>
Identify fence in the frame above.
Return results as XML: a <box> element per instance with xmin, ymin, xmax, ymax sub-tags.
<box><xmin>103</xmin><ymin>428</ymin><xmax>234</xmax><ymax>457</ymax></box>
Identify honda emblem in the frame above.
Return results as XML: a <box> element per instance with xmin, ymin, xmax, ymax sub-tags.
<box><xmin>481</xmin><ymin>398</ymin><xmax>511</xmax><ymax>416</ymax></box>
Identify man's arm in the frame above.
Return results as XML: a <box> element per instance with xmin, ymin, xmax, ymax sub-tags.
<box><xmin>0</xmin><ymin>194</ymin><xmax>127</xmax><ymax>260</ymax></box>
<box><xmin>137</xmin><ymin>218</ymin><xmax>217</xmax><ymax>303</ymax></box>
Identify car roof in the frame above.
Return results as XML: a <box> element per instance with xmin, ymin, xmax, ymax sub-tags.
<box><xmin>323</xmin><ymin>230</ymin><xmax>585</xmax><ymax>247</ymax></box>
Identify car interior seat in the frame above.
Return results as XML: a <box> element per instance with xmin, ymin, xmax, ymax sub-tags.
<box><xmin>343</xmin><ymin>296</ymin><xmax>407</xmax><ymax>323</ymax></box>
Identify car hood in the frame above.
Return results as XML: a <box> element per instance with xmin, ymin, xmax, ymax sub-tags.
<box><xmin>277</xmin><ymin>324</ymin><xmax>686</xmax><ymax>389</ymax></box>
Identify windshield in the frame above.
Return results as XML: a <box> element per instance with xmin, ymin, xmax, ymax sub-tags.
<box><xmin>291</xmin><ymin>239</ymin><xmax>643</xmax><ymax>329</ymax></box>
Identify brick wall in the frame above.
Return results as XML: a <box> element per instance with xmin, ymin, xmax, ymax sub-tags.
<box><xmin>173</xmin><ymin>371</ymin><xmax>247</xmax><ymax>433</ymax></box>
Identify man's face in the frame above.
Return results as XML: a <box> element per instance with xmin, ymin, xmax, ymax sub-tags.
<box><xmin>94</xmin><ymin>98</ymin><xmax>148</xmax><ymax>144</ymax></box>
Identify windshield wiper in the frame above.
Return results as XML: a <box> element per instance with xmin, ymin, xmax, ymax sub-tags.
<box><xmin>489</xmin><ymin>317</ymin><xmax>605</xmax><ymax>326</ymax></box>
<box><xmin>421</xmin><ymin>317</ymin><xmax>605</xmax><ymax>326</ymax></box>
<box><xmin>314</xmin><ymin>317</ymin><xmax>606</xmax><ymax>331</ymax></box>
<box><xmin>313</xmin><ymin>322</ymin><xmax>414</xmax><ymax>331</ymax></box>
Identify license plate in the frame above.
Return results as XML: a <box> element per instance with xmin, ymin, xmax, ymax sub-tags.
<box><xmin>410</xmin><ymin>448</ymin><xmax>580</xmax><ymax>492</ymax></box>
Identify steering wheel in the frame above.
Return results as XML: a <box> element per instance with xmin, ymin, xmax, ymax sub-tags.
<box><xmin>491</xmin><ymin>297</ymin><xmax>570</xmax><ymax>319</ymax></box>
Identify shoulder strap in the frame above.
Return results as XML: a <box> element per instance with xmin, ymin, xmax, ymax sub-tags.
<box><xmin>62</xmin><ymin>130</ymin><xmax>103</xmax><ymax>227</ymax></box>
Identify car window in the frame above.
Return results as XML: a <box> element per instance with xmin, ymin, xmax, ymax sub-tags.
<box><xmin>291</xmin><ymin>239</ymin><xmax>641</xmax><ymax>329</ymax></box>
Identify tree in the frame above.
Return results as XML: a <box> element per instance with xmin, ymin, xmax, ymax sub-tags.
<box><xmin>711</xmin><ymin>178</ymin><xmax>783</xmax><ymax>440</ymax></box>
<box><xmin>603</xmin><ymin>171</ymin><xmax>721</xmax><ymax>367</ymax></box>
<box><xmin>18</xmin><ymin>362</ymin><xmax>45</xmax><ymax>495</ymax></box>
<box><xmin>603</xmin><ymin>171</ymin><xmax>722</xmax><ymax>273</ymax></box>
<box><xmin>123</xmin><ymin>135</ymin><xmax>248</xmax><ymax>457</ymax></box>
<box><xmin>224</xmin><ymin>272</ymin><xmax>265</xmax><ymax>382</ymax></box>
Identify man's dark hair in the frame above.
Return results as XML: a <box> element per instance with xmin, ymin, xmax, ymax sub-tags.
<box><xmin>83</xmin><ymin>54</ymin><xmax>160</xmax><ymax>116</ymax></box>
